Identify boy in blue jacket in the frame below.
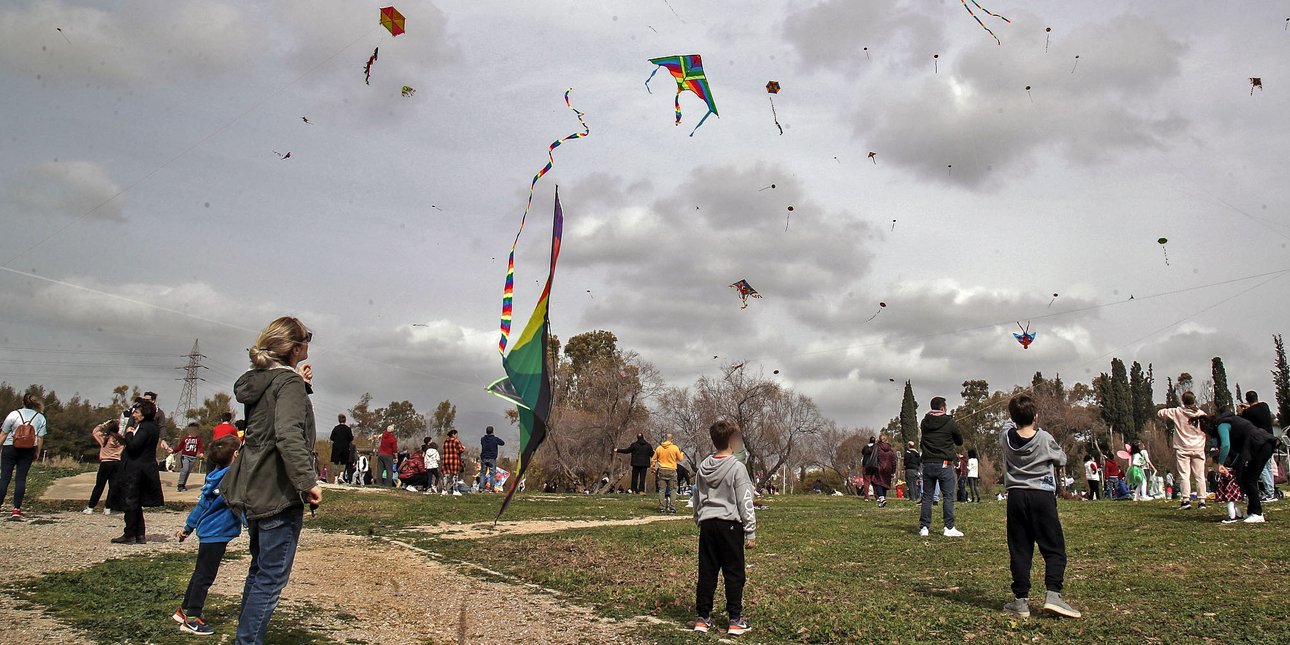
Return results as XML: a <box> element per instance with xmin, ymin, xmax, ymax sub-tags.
<box><xmin>172</xmin><ymin>435</ymin><xmax>242</xmax><ymax>635</ymax></box>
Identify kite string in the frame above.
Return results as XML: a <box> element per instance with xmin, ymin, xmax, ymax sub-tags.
<box><xmin>498</xmin><ymin>89</ymin><xmax>590</xmax><ymax>354</ymax></box>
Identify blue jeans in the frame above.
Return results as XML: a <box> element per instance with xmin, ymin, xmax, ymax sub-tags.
<box><xmin>1261</xmin><ymin>459</ymin><xmax>1275</xmax><ymax>498</ymax></box>
<box><xmin>237</xmin><ymin>506</ymin><xmax>304</xmax><ymax>644</ymax></box>
<box><xmin>478</xmin><ymin>458</ymin><xmax>498</xmax><ymax>489</ymax></box>
<box><xmin>920</xmin><ymin>462</ymin><xmax>957</xmax><ymax>530</ymax></box>
<box><xmin>177</xmin><ymin>456</ymin><xmax>197</xmax><ymax>489</ymax></box>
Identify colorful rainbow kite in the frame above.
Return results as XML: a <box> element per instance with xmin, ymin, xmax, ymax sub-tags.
<box><xmin>646</xmin><ymin>54</ymin><xmax>719</xmax><ymax>136</ymax></box>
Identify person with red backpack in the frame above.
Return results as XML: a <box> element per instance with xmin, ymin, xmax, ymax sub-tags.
<box><xmin>0</xmin><ymin>394</ymin><xmax>48</xmax><ymax>518</ymax></box>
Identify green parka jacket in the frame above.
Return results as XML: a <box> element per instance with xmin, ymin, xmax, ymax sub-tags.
<box><xmin>222</xmin><ymin>366</ymin><xmax>318</xmax><ymax>521</ymax></box>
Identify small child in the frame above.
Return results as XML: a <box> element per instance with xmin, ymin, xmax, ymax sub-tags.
<box><xmin>1000</xmin><ymin>394</ymin><xmax>1082</xmax><ymax>619</ymax></box>
<box><xmin>1214</xmin><ymin>467</ymin><xmax>1244</xmax><ymax>523</ymax></box>
<box><xmin>692</xmin><ymin>420</ymin><xmax>757</xmax><ymax>636</ymax></box>
<box><xmin>172</xmin><ymin>436</ymin><xmax>242</xmax><ymax>635</ymax></box>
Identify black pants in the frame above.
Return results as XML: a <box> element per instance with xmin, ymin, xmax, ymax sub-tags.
<box><xmin>873</xmin><ymin>484</ymin><xmax>888</xmax><ymax>499</ymax></box>
<box><xmin>1006</xmin><ymin>489</ymin><xmax>1067</xmax><ymax>598</ymax></box>
<box><xmin>1237</xmin><ymin>442</ymin><xmax>1276</xmax><ymax>517</ymax></box>
<box><xmin>400</xmin><ymin>472</ymin><xmax>429</xmax><ymax>487</ymax></box>
<box><xmin>957</xmin><ymin>474</ymin><xmax>968</xmax><ymax>502</ymax></box>
<box><xmin>696</xmin><ymin>519</ymin><xmax>746</xmax><ymax>619</ymax></box>
<box><xmin>0</xmin><ymin>445</ymin><xmax>37</xmax><ymax>509</ymax></box>
<box><xmin>123</xmin><ymin>509</ymin><xmax>146</xmax><ymax>538</ymax></box>
<box><xmin>88</xmin><ymin>460</ymin><xmax>120</xmax><ymax>509</ymax></box>
<box><xmin>183</xmin><ymin>542</ymin><xmax>228</xmax><ymax>617</ymax></box>
<box><xmin>630</xmin><ymin>466</ymin><xmax>647</xmax><ymax>493</ymax></box>
<box><xmin>1086</xmin><ymin>479</ymin><xmax>1100</xmax><ymax>500</ymax></box>
<box><xmin>967</xmin><ymin>477</ymin><xmax>980</xmax><ymax>502</ymax></box>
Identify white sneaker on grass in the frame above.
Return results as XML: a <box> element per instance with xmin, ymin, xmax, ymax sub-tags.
<box><xmin>406</xmin><ymin>486</ymin><xmax>418</xmax><ymax>493</ymax></box>
<box><xmin>1244</xmin><ymin>514</ymin><xmax>1266</xmax><ymax>523</ymax></box>
<box><xmin>943</xmin><ymin>527</ymin><xmax>964</xmax><ymax>537</ymax></box>
<box><xmin>919</xmin><ymin>527</ymin><xmax>929</xmax><ymax>537</ymax></box>
<box><xmin>82</xmin><ymin>507</ymin><xmax>94</xmax><ymax>515</ymax></box>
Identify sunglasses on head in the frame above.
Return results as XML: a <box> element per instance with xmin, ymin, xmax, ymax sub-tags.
<box><xmin>302</xmin><ymin>331</ymin><xmax>313</xmax><ymax>343</ymax></box>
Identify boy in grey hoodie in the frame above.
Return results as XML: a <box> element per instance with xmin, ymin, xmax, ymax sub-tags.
<box><xmin>1000</xmin><ymin>394</ymin><xmax>1081</xmax><ymax>619</ymax></box>
<box><xmin>692</xmin><ymin>420</ymin><xmax>757</xmax><ymax>636</ymax></box>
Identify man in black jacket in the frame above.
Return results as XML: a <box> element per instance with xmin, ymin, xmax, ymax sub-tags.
<box><xmin>1239</xmin><ymin>392</ymin><xmax>1276</xmax><ymax>500</ymax></box>
<box><xmin>919</xmin><ymin>397</ymin><xmax>965</xmax><ymax>538</ymax></box>
<box><xmin>615</xmin><ymin>433</ymin><xmax>654</xmax><ymax>494</ymax></box>
<box><xmin>903</xmin><ymin>442</ymin><xmax>922</xmax><ymax>502</ymax></box>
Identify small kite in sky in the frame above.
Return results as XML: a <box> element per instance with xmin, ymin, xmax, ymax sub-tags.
<box><xmin>1014</xmin><ymin>322</ymin><xmax>1035</xmax><ymax>349</ymax></box>
<box><xmin>1158</xmin><ymin>237</ymin><xmax>1170</xmax><ymax>265</ymax></box>
<box><xmin>1048</xmin><ymin>292</ymin><xmax>1059</xmax><ymax>308</ymax></box>
<box><xmin>56</xmin><ymin>27</ymin><xmax>71</xmax><ymax>44</ymax></box>
<box><xmin>1025</xmin><ymin>85</ymin><xmax>1033</xmax><ymax>102</ymax></box>
<box><xmin>758</xmin><ymin>183</ymin><xmax>776</xmax><ymax>191</ymax></box>
<box><xmin>730</xmin><ymin>279</ymin><xmax>762</xmax><ymax>309</ymax></box>
<box><xmin>1071</xmin><ymin>55</ymin><xmax>1080</xmax><ymax>74</ymax></box>
<box><xmin>401</xmin><ymin>85</ymin><xmax>416</xmax><ymax>97</ymax></box>
<box><xmin>364</xmin><ymin>47</ymin><xmax>379</xmax><ymax>85</ymax></box>
<box><xmin>933</xmin><ymin>53</ymin><xmax>939</xmax><ymax>74</ymax></box>
<box><xmin>785</xmin><ymin>205</ymin><xmax>794</xmax><ymax>231</ymax></box>
<box><xmin>1250</xmin><ymin>77</ymin><xmax>1262</xmax><ymax>95</ymax></box>
<box><xmin>865</xmin><ymin>302</ymin><xmax>887</xmax><ymax>323</ymax></box>
<box><xmin>273</xmin><ymin>151</ymin><xmax>291</xmax><ymax>160</ymax></box>
<box><xmin>890</xmin><ymin>219</ymin><xmax>896</xmax><ymax>231</ymax></box>
<box><xmin>380</xmin><ymin>6</ymin><xmax>406</xmax><ymax>37</ymax></box>
<box><xmin>868</xmin><ymin>151</ymin><xmax>877</xmax><ymax>164</ymax></box>
<box><xmin>766</xmin><ymin>80</ymin><xmax>783</xmax><ymax>135</ymax></box>
<box><xmin>301</xmin><ymin>116</ymin><xmax>312</xmax><ymax>125</ymax></box>
<box><xmin>863</xmin><ymin>46</ymin><xmax>870</xmax><ymax>61</ymax></box>
<box><xmin>959</xmin><ymin>0</ymin><xmax>1011</xmax><ymax>45</ymax></box>
<box><xmin>1044</xmin><ymin>27</ymin><xmax>1052</xmax><ymax>53</ymax></box>
<box><xmin>646</xmin><ymin>55</ymin><xmax>719</xmax><ymax>136</ymax></box>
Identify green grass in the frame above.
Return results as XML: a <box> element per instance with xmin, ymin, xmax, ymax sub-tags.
<box><xmin>417</xmin><ymin>496</ymin><xmax>1290</xmax><ymax>643</ymax></box>
<box><xmin>9</xmin><ymin>551</ymin><xmax>336</xmax><ymax>644</ymax></box>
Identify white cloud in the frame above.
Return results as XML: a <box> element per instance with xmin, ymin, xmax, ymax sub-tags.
<box><xmin>8</xmin><ymin>161</ymin><xmax>125</xmax><ymax>221</ymax></box>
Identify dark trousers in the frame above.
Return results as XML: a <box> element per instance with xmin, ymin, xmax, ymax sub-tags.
<box><xmin>88</xmin><ymin>460</ymin><xmax>120</xmax><ymax>509</ymax></box>
<box><xmin>183</xmin><ymin>541</ymin><xmax>228</xmax><ymax>617</ymax></box>
<box><xmin>399</xmin><ymin>472</ymin><xmax>429</xmax><ymax>487</ymax></box>
<box><xmin>696</xmin><ymin>519</ymin><xmax>746</xmax><ymax>620</ymax></box>
<box><xmin>873</xmin><ymin>484</ymin><xmax>888</xmax><ymax>499</ymax></box>
<box><xmin>1086</xmin><ymin>479</ymin><xmax>1100</xmax><ymax>500</ymax></box>
<box><xmin>1006</xmin><ymin>489</ymin><xmax>1067</xmax><ymax>598</ymax></box>
<box><xmin>1237</xmin><ymin>442</ymin><xmax>1275</xmax><ymax>517</ymax></box>
<box><xmin>0</xmin><ymin>445</ymin><xmax>38</xmax><ymax>509</ymax></box>
<box><xmin>630</xmin><ymin>466</ymin><xmax>647</xmax><ymax>493</ymax></box>
<box><xmin>967</xmin><ymin>477</ymin><xmax>980</xmax><ymax>502</ymax></box>
<box><xmin>920</xmin><ymin>462</ymin><xmax>957</xmax><ymax>529</ymax></box>
<box><xmin>124</xmin><ymin>509</ymin><xmax>146</xmax><ymax>538</ymax></box>
<box><xmin>957</xmin><ymin>474</ymin><xmax>968</xmax><ymax>501</ymax></box>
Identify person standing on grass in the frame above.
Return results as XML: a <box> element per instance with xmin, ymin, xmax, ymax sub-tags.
<box><xmin>0</xmin><ymin>393</ymin><xmax>47</xmax><ymax>518</ymax></box>
<box><xmin>173</xmin><ymin>435</ymin><xmax>243</xmax><ymax>636</ymax></box>
<box><xmin>440</xmin><ymin>429</ymin><xmax>465</xmax><ymax>495</ymax></box>
<box><xmin>1238</xmin><ymin>391</ymin><xmax>1277</xmax><ymax>501</ymax></box>
<box><xmin>85</xmin><ymin>419</ymin><xmax>125</xmax><ymax>515</ymax></box>
<box><xmin>867</xmin><ymin>433</ymin><xmax>898</xmax><ymax>508</ymax></box>
<box><xmin>478</xmin><ymin>426</ymin><xmax>505</xmax><ymax>491</ymax></box>
<box><xmin>424</xmin><ymin>441</ymin><xmax>441</xmax><ymax>494</ymax></box>
<box><xmin>903</xmin><ymin>441</ymin><xmax>922</xmax><ymax>502</ymax></box>
<box><xmin>919</xmin><ymin>396</ymin><xmax>965</xmax><ymax>538</ymax></box>
<box><xmin>615</xmin><ymin>433</ymin><xmax>654</xmax><ymax>494</ymax></box>
<box><xmin>1159</xmin><ymin>392</ymin><xmax>1208</xmax><ymax>510</ymax></box>
<box><xmin>966</xmin><ymin>449</ymin><xmax>981</xmax><ymax>503</ymax></box>
<box><xmin>1083</xmin><ymin>455</ymin><xmax>1100</xmax><ymax>501</ymax></box>
<box><xmin>692</xmin><ymin>419</ymin><xmax>756</xmax><ymax>636</ymax></box>
<box><xmin>1000</xmin><ymin>394</ymin><xmax>1081</xmax><ymax>619</ymax></box>
<box><xmin>329</xmin><ymin>414</ymin><xmax>354</xmax><ymax>484</ymax></box>
<box><xmin>1203</xmin><ymin>411</ymin><xmax>1276</xmax><ymax>524</ymax></box>
<box><xmin>172</xmin><ymin>423</ymin><xmax>204</xmax><ymax>492</ymax></box>
<box><xmin>1127</xmin><ymin>442</ymin><xmax>1154</xmax><ymax>501</ymax></box>
<box><xmin>652</xmin><ymin>433</ymin><xmax>685</xmax><ymax>514</ymax></box>
<box><xmin>108</xmin><ymin>400</ymin><xmax>165</xmax><ymax>543</ymax></box>
<box><xmin>956</xmin><ymin>453</ymin><xmax>970</xmax><ymax>502</ymax></box>
<box><xmin>376</xmin><ymin>425</ymin><xmax>398</xmax><ymax>487</ymax></box>
<box><xmin>220</xmin><ymin>316</ymin><xmax>322</xmax><ymax>645</ymax></box>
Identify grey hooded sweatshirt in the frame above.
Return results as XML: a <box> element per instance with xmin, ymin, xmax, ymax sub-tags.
<box><xmin>693</xmin><ymin>455</ymin><xmax>757</xmax><ymax>540</ymax></box>
<box><xmin>1000</xmin><ymin>426</ymin><xmax>1066</xmax><ymax>492</ymax></box>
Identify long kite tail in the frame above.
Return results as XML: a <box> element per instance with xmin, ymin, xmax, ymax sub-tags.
<box><xmin>960</xmin><ymin>0</ymin><xmax>1009</xmax><ymax>45</ymax></box>
<box><xmin>498</xmin><ymin>89</ymin><xmax>590</xmax><ymax>354</ymax></box>
<box><xmin>769</xmin><ymin>96</ymin><xmax>783</xmax><ymax>135</ymax></box>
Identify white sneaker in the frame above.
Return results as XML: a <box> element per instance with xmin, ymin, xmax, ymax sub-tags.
<box><xmin>103</xmin><ymin>508</ymin><xmax>112</xmax><ymax>515</ymax></box>
<box><xmin>943</xmin><ymin>527</ymin><xmax>965</xmax><ymax>537</ymax></box>
<box><xmin>1244</xmin><ymin>514</ymin><xmax>1266</xmax><ymax>524</ymax></box>
<box><xmin>406</xmin><ymin>486</ymin><xmax>418</xmax><ymax>493</ymax></box>
<box><xmin>82</xmin><ymin>507</ymin><xmax>94</xmax><ymax>515</ymax></box>
<box><xmin>919</xmin><ymin>527</ymin><xmax>929</xmax><ymax>537</ymax></box>
<box><xmin>452</xmin><ymin>490</ymin><xmax>463</xmax><ymax>496</ymax></box>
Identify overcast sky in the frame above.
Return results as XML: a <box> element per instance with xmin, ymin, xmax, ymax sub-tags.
<box><xmin>2</xmin><ymin>1</ymin><xmax>1289</xmax><ymax>452</ymax></box>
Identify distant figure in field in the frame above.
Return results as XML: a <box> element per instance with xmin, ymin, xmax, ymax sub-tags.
<box><xmin>1204</xmin><ymin>411</ymin><xmax>1276</xmax><ymax>524</ymax></box>
<box><xmin>1082</xmin><ymin>455</ymin><xmax>1100</xmax><ymax>501</ymax></box>
<box><xmin>478</xmin><ymin>426</ymin><xmax>506</xmax><ymax>491</ymax></box>
<box><xmin>329</xmin><ymin>414</ymin><xmax>354</xmax><ymax>483</ymax></box>
<box><xmin>0</xmin><ymin>393</ymin><xmax>47</xmax><ymax>519</ymax></box>
<box><xmin>398</xmin><ymin>446</ymin><xmax>428</xmax><ymax>492</ymax></box>
<box><xmin>955</xmin><ymin>453</ymin><xmax>969</xmax><ymax>502</ymax></box>
<box><xmin>377</xmin><ymin>425</ymin><xmax>398</xmax><ymax>487</ymax></box>
<box><xmin>440</xmin><ymin>429</ymin><xmax>465</xmax><ymax>496</ymax></box>
<box><xmin>1159</xmin><ymin>391</ymin><xmax>1208</xmax><ymax>510</ymax></box>
<box><xmin>863</xmin><ymin>434</ymin><xmax>898</xmax><ymax>508</ymax></box>
<box><xmin>172</xmin><ymin>423</ymin><xmax>204</xmax><ymax>492</ymax></box>
<box><xmin>903</xmin><ymin>441</ymin><xmax>921</xmax><ymax>502</ymax></box>
<box><xmin>691</xmin><ymin>419</ymin><xmax>756</xmax><ymax>636</ymax></box>
<box><xmin>424</xmin><ymin>440</ymin><xmax>442</xmax><ymax>494</ymax></box>
<box><xmin>1238</xmin><ymin>391</ymin><xmax>1277</xmax><ymax>501</ymax></box>
<box><xmin>652</xmin><ymin>433</ymin><xmax>685</xmax><ymax>514</ymax></box>
<box><xmin>615</xmin><ymin>433</ymin><xmax>654</xmax><ymax>494</ymax></box>
<box><xmin>85</xmin><ymin>419</ymin><xmax>124</xmax><ymax>515</ymax></box>
<box><xmin>919</xmin><ymin>396</ymin><xmax>965</xmax><ymax>538</ymax></box>
<box><xmin>966</xmin><ymin>449</ymin><xmax>981</xmax><ymax>503</ymax></box>
<box><xmin>212</xmin><ymin>413</ymin><xmax>239</xmax><ymax>442</ymax></box>
<box><xmin>108</xmin><ymin>399</ymin><xmax>165</xmax><ymax>543</ymax></box>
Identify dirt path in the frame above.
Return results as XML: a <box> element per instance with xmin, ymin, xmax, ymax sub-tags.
<box><xmin>0</xmin><ymin>511</ymin><xmax>654</xmax><ymax>644</ymax></box>
<box><xmin>412</xmin><ymin>514</ymin><xmax>689</xmax><ymax>540</ymax></box>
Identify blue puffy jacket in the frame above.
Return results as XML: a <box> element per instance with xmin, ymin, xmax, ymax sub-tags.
<box><xmin>184</xmin><ymin>466</ymin><xmax>242</xmax><ymax>543</ymax></box>
<box><xmin>480</xmin><ymin>434</ymin><xmax>505</xmax><ymax>460</ymax></box>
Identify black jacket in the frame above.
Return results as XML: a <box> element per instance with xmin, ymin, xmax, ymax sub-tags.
<box><xmin>107</xmin><ymin>420</ymin><xmax>165</xmax><ymax>511</ymax></box>
<box><xmin>617</xmin><ymin>438</ymin><xmax>654</xmax><ymax>468</ymax></box>
<box><xmin>904</xmin><ymin>448</ymin><xmax>921</xmax><ymax>470</ymax></box>
<box><xmin>329</xmin><ymin>424</ymin><xmax>354</xmax><ymax>464</ymax></box>
<box><xmin>1240</xmin><ymin>402</ymin><xmax>1274</xmax><ymax>433</ymax></box>
<box><xmin>919</xmin><ymin>413</ymin><xmax>963</xmax><ymax>462</ymax></box>
<box><xmin>1210</xmin><ymin>413</ymin><xmax>1275</xmax><ymax>468</ymax></box>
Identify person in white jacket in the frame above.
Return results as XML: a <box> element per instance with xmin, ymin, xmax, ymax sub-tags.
<box><xmin>424</xmin><ymin>441</ymin><xmax>442</xmax><ymax>494</ymax></box>
<box><xmin>1158</xmin><ymin>391</ymin><xmax>1209</xmax><ymax>510</ymax></box>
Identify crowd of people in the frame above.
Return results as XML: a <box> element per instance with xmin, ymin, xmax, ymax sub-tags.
<box><xmin>324</xmin><ymin>416</ymin><xmax>503</xmax><ymax>496</ymax></box>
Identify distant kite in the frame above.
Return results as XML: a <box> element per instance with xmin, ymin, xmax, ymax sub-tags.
<box><xmin>402</xmin><ymin>85</ymin><xmax>416</xmax><ymax>97</ymax></box>
<box><xmin>364</xmin><ymin>47</ymin><xmax>379</xmax><ymax>85</ymax></box>
<box><xmin>273</xmin><ymin>151</ymin><xmax>292</xmax><ymax>160</ymax></box>
<box><xmin>1014</xmin><ymin>322</ymin><xmax>1035</xmax><ymax>349</ymax></box>
<box><xmin>865</xmin><ymin>301</ymin><xmax>887</xmax><ymax>323</ymax></box>
<box><xmin>1250</xmin><ymin>77</ymin><xmax>1262</xmax><ymax>95</ymax></box>
<box><xmin>868</xmin><ymin>151</ymin><xmax>877</xmax><ymax>164</ymax></box>
<box><xmin>646</xmin><ymin>55</ymin><xmax>719</xmax><ymax>136</ymax></box>
<box><xmin>959</xmin><ymin>0</ymin><xmax>1011</xmax><ymax>45</ymax></box>
<box><xmin>766</xmin><ymin>80</ymin><xmax>783</xmax><ymax>135</ymax></box>
<box><xmin>1048</xmin><ymin>292</ymin><xmax>1059</xmax><ymax>308</ymax></box>
<box><xmin>1044</xmin><ymin>27</ymin><xmax>1052</xmax><ymax>53</ymax></box>
<box><xmin>730</xmin><ymin>279</ymin><xmax>762</xmax><ymax>309</ymax></box>
<box><xmin>379</xmin><ymin>6</ymin><xmax>406</xmax><ymax>37</ymax></box>
<box><xmin>1158</xmin><ymin>237</ymin><xmax>1170</xmax><ymax>266</ymax></box>
<box><xmin>301</xmin><ymin>116</ymin><xmax>312</xmax><ymax>125</ymax></box>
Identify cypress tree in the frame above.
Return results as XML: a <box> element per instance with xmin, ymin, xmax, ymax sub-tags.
<box><xmin>899</xmin><ymin>380</ymin><xmax>919</xmax><ymax>446</ymax></box>
<box><xmin>1273</xmin><ymin>334</ymin><xmax>1290</xmax><ymax>427</ymax></box>
<box><xmin>1165</xmin><ymin>377</ymin><xmax>1181</xmax><ymax>408</ymax></box>
<box><xmin>1212</xmin><ymin>357</ymin><xmax>1234</xmax><ymax>413</ymax></box>
<box><xmin>1110</xmin><ymin>359</ymin><xmax>1135</xmax><ymax>439</ymax></box>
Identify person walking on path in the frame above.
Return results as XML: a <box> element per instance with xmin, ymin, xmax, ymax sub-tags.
<box><xmin>1203</xmin><ymin>411</ymin><xmax>1276</xmax><ymax>524</ymax></box>
<box><xmin>864</xmin><ymin>434</ymin><xmax>898</xmax><ymax>507</ymax></box>
<box><xmin>615</xmin><ymin>433</ymin><xmax>654</xmax><ymax>494</ymax></box>
<box><xmin>0</xmin><ymin>393</ymin><xmax>48</xmax><ymax>518</ymax></box>
<box><xmin>221</xmin><ymin>316</ymin><xmax>321</xmax><ymax>644</ymax></box>
<box><xmin>919</xmin><ymin>397</ymin><xmax>965</xmax><ymax>537</ymax></box>
<box><xmin>653</xmin><ymin>434</ymin><xmax>685</xmax><ymax>514</ymax></box>
<box><xmin>1238</xmin><ymin>392</ymin><xmax>1277</xmax><ymax>501</ymax></box>
<box><xmin>478</xmin><ymin>426</ymin><xmax>506</xmax><ymax>491</ymax></box>
<box><xmin>107</xmin><ymin>400</ymin><xmax>165</xmax><ymax>543</ymax></box>
<box><xmin>440</xmin><ymin>429</ymin><xmax>465</xmax><ymax>495</ymax></box>
<box><xmin>691</xmin><ymin>420</ymin><xmax>756</xmax><ymax>636</ymax></box>
<box><xmin>329</xmin><ymin>414</ymin><xmax>354</xmax><ymax>484</ymax></box>
<box><xmin>172</xmin><ymin>423</ymin><xmax>205</xmax><ymax>492</ymax></box>
<box><xmin>376</xmin><ymin>426</ymin><xmax>398</xmax><ymax>487</ymax></box>
<box><xmin>1000</xmin><ymin>394</ymin><xmax>1081</xmax><ymax>619</ymax></box>
<box><xmin>1159</xmin><ymin>391</ymin><xmax>1209</xmax><ymax>510</ymax></box>
<box><xmin>85</xmin><ymin>419</ymin><xmax>125</xmax><ymax>515</ymax></box>
<box><xmin>903</xmin><ymin>442</ymin><xmax>922</xmax><ymax>502</ymax></box>
<box><xmin>173</xmin><ymin>435</ymin><xmax>242</xmax><ymax>636</ymax></box>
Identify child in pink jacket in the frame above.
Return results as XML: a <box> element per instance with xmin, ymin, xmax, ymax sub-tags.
<box><xmin>1158</xmin><ymin>391</ymin><xmax>1209</xmax><ymax>510</ymax></box>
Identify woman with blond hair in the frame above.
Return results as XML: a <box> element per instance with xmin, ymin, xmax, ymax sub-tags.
<box><xmin>221</xmin><ymin>316</ymin><xmax>321</xmax><ymax>644</ymax></box>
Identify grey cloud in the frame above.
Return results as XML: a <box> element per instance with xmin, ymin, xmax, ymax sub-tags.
<box><xmin>7</xmin><ymin>161</ymin><xmax>125</xmax><ymax>222</ymax></box>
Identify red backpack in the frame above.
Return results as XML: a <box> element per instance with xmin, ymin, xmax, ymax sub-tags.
<box><xmin>11</xmin><ymin>411</ymin><xmax>40</xmax><ymax>449</ymax></box>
